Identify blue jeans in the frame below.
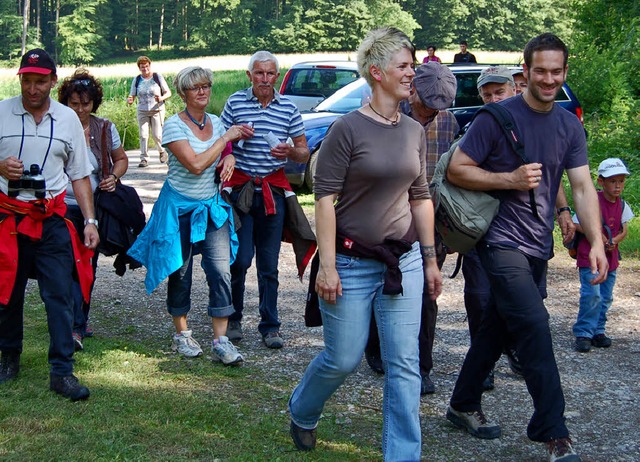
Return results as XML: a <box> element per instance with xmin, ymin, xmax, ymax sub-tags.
<box><xmin>451</xmin><ymin>244</ymin><xmax>568</xmax><ymax>442</ymax></box>
<box><xmin>0</xmin><ymin>215</ymin><xmax>76</xmax><ymax>376</ymax></box>
<box><xmin>289</xmin><ymin>242</ymin><xmax>423</xmax><ymax>461</ymax></box>
<box><xmin>573</xmin><ymin>268</ymin><xmax>616</xmax><ymax>338</ymax></box>
<box><xmin>167</xmin><ymin>212</ymin><xmax>233</xmax><ymax>319</ymax></box>
<box><xmin>230</xmin><ymin>191</ymin><xmax>285</xmax><ymax>335</ymax></box>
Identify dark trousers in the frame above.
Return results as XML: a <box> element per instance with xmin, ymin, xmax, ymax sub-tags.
<box><xmin>0</xmin><ymin>215</ymin><xmax>76</xmax><ymax>376</ymax></box>
<box><xmin>66</xmin><ymin>205</ymin><xmax>98</xmax><ymax>337</ymax></box>
<box><xmin>450</xmin><ymin>244</ymin><xmax>568</xmax><ymax>442</ymax></box>
<box><xmin>461</xmin><ymin>249</ymin><xmax>491</xmax><ymax>340</ymax></box>
<box><xmin>229</xmin><ymin>191</ymin><xmax>285</xmax><ymax>335</ymax></box>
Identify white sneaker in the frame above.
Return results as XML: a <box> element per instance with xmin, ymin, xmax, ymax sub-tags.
<box><xmin>211</xmin><ymin>336</ymin><xmax>244</xmax><ymax>366</ymax></box>
<box><xmin>172</xmin><ymin>330</ymin><xmax>203</xmax><ymax>357</ymax></box>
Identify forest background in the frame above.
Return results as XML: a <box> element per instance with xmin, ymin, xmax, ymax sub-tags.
<box><xmin>0</xmin><ymin>0</ymin><xmax>639</xmax><ymax>237</ymax></box>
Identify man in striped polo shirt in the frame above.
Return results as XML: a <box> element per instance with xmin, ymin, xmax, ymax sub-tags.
<box><xmin>221</xmin><ymin>51</ymin><xmax>310</xmax><ymax>349</ymax></box>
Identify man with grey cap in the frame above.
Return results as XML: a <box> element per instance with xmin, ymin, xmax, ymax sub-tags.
<box><xmin>364</xmin><ymin>62</ymin><xmax>459</xmax><ymax>395</ymax></box>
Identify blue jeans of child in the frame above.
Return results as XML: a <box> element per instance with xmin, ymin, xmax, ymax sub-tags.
<box><xmin>573</xmin><ymin>268</ymin><xmax>616</xmax><ymax>338</ymax></box>
<box><xmin>166</xmin><ymin>212</ymin><xmax>233</xmax><ymax>319</ymax></box>
<box><xmin>229</xmin><ymin>191</ymin><xmax>285</xmax><ymax>336</ymax></box>
<box><xmin>289</xmin><ymin>242</ymin><xmax>423</xmax><ymax>461</ymax></box>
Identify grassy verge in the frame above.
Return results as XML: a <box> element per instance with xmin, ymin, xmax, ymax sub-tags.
<box><xmin>0</xmin><ymin>291</ymin><xmax>380</xmax><ymax>461</ymax></box>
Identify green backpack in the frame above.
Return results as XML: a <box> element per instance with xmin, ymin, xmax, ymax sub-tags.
<box><xmin>430</xmin><ymin>103</ymin><xmax>539</xmax><ymax>254</ymax></box>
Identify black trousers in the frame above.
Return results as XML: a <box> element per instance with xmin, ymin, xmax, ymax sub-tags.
<box><xmin>450</xmin><ymin>244</ymin><xmax>568</xmax><ymax>442</ymax></box>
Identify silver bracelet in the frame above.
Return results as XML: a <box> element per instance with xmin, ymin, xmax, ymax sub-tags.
<box><xmin>420</xmin><ymin>245</ymin><xmax>436</xmax><ymax>259</ymax></box>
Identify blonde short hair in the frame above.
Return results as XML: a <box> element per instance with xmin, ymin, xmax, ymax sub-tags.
<box><xmin>173</xmin><ymin>66</ymin><xmax>213</xmax><ymax>99</ymax></box>
<box><xmin>357</xmin><ymin>27</ymin><xmax>415</xmax><ymax>87</ymax></box>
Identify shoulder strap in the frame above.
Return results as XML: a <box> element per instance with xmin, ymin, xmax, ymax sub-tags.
<box><xmin>134</xmin><ymin>74</ymin><xmax>142</xmax><ymax>95</ymax></box>
<box><xmin>152</xmin><ymin>73</ymin><xmax>165</xmax><ymax>96</ymax></box>
<box><xmin>472</xmin><ymin>102</ymin><xmax>540</xmax><ymax>219</ymax></box>
<box><xmin>100</xmin><ymin>120</ymin><xmax>110</xmax><ymax>179</ymax></box>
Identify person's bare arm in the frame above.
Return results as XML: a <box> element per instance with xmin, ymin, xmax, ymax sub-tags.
<box><xmin>447</xmin><ymin>146</ymin><xmax>543</xmax><ymax>191</ymax></box>
<box><xmin>71</xmin><ymin>177</ymin><xmax>99</xmax><ymax>250</ymax></box>
<box><xmin>555</xmin><ymin>186</ymin><xmax>575</xmax><ymax>244</ymax></box>
<box><xmin>315</xmin><ymin>194</ymin><xmax>342</xmax><ymax>304</ymax></box>
<box><xmin>410</xmin><ymin>198</ymin><xmax>442</xmax><ymax>301</ymax></box>
<box><xmin>271</xmin><ymin>134</ymin><xmax>310</xmax><ymax>163</ymax></box>
<box><xmin>567</xmin><ymin>164</ymin><xmax>608</xmax><ymax>283</ymax></box>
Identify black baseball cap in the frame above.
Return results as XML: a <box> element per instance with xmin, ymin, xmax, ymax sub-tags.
<box><xmin>18</xmin><ymin>48</ymin><xmax>56</xmax><ymax>75</ymax></box>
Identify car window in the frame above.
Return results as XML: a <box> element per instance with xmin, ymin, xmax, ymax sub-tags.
<box><xmin>313</xmin><ymin>78</ymin><xmax>372</xmax><ymax>114</ymax></box>
<box><xmin>452</xmin><ymin>72</ymin><xmax>483</xmax><ymax>108</ymax></box>
<box><xmin>283</xmin><ymin>69</ymin><xmax>359</xmax><ymax>99</ymax></box>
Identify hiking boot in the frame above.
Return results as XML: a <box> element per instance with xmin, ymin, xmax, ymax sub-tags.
<box><xmin>421</xmin><ymin>374</ymin><xmax>435</xmax><ymax>395</ymax></box>
<box><xmin>50</xmin><ymin>374</ymin><xmax>90</xmax><ymax>401</ymax></box>
<box><xmin>159</xmin><ymin>151</ymin><xmax>168</xmax><ymax>163</ymax></box>
<box><xmin>211</xmin><ymin>336</ymin><xmax>244</xmax><ymax>366</ymax></box>
<box><xmin>506</xmin><ymin>348</ymin><xmax>524</xmax><ymax>376</ymax></box>
<box><xmin>138</xmin><ymin>159</ymin><xmax>148</xmax><ymax>168</ymax></box>
<box><xmin>172</xmin><ymin>330</ymin><xmax>203</xmax><ymax>357</ymax></box>
<box><xmin>226</xmin><ymin>320</ymin><xmax>243</xmax><ymax>343</ymax></box>
<box><xmin>546</xmin><ymin>437</ymin><xmax>582</xmax><ymax>462</ymax></box>
<box><xmin>574</xmin><ymin>337</ymin><xmax>591</xmax><ymax>353</ymax></box>
<box><xmin>446</xmin><ymin>406</ymin><xmax>501</xmax><ymax>439</ymax></box>
<box><xmin>482</xmin><ymin>369</ymin><xmax>495</xmax><ymax>391</ymax></box>
<box><xmin>365</xmin><ymin>350</ymin><xmax>384</xmax><ymax>374</ymax></box>
<box><xmin>0</xmin><ymin>351</ymin><xmax>20</xmax><ymax>384</ymax></box>
<box><xmin>72</xmin><ymin>332</ymin><xmax>84</xmax><ymax>351</ymax></box>
<box><xmin>290</xmin><ymin>421</ymin><xmax>316</xmax><ymax>451</ymax></box>
<box><xmin>591</xmin><ymin>333</ymin><xmax>612</xmax><ymax>348</ymax></box>
<box><xmin>263</xmin><ymin>331</ymin><xmax>284</xmax><ymax>349</ymax></box>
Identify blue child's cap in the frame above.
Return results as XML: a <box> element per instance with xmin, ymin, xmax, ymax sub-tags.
<box><xmin>598</xmin><ymin>158</ymin><xmax>630</xmax><ymax>178</ymax></box>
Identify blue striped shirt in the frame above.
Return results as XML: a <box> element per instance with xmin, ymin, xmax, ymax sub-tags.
<box><xmin>220</xmin><ymin>88</ymin><xmax>305</xmax><ymax>177</ymax></box>
<box><xmin>163</xmin><ymin>113</ymin><xmax>225</xmax><ymax>200</ymax></box>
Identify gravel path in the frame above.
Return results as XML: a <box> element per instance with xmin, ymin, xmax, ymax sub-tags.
<box><xmin>88</xmin><ymin>150</ymin><xmax>640</xmax><ymax>461</ymax></box>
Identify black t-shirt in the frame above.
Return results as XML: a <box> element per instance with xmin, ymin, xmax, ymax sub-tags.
<box><xmin>453</xmin><ymin>52</ymin><xmax>477</xmax><ymax>63</ymax></box>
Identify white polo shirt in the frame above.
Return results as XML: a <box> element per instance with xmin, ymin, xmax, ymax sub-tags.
<box><xmin>0</xmin><ymin>96</ymin><xmax>91</xmax><ymax>202</ymax></box>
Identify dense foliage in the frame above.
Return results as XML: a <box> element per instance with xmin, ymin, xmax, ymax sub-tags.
<box><xmin>4</xmin><ymin>0</ymin><xmax>576</xmax><ymax>65</ymax></box>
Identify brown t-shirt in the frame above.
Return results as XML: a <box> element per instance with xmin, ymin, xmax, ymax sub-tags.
<box><xmin>314</xmin><ymin>110</ymin><xmax>429</xmax><ymax>247</ymax></box>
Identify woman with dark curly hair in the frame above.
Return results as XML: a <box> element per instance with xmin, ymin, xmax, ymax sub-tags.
<box><xmin>58</xmin><ymin>69</ymin><xmax>128</xmax><ymax>349</ymax></box>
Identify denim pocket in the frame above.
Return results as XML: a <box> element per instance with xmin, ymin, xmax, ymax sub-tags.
<box><xmin>335</xmin><ymin>253</ymin><xmax>357</xmax><ymax>270</ymax></box>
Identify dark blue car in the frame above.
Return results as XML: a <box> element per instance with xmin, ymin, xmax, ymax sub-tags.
<box><xmin>285</xmin><ymin>65</ymin><xmax>584</xmax><ymax>189</ymax></box>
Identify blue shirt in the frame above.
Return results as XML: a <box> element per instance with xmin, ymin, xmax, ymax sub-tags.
<box><xmin>220</xmin><ymin>88</ymin><xmax>305</xmax><ymax>177</ymax></box>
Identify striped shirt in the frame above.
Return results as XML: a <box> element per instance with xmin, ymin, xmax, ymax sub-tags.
<box><xmin>220</xmin><ymin>88</ymin><xmax>305</xmax><ymax>177</ymax></box>
<box><xmin>163</xmin><ymin>113</ymin><xmax>225</xmax><ymax>200</ymax></box>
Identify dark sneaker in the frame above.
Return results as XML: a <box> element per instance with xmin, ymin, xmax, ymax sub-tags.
<box><xmin>506</xmin><ymin>348</ymin><xmax>524</xmax><ymax>376</ymax></box>
<box><xmin>446</xmin><ymin>406</ymin><xmax>501</xmax><ymax>439</ymax></box>
<box><xmin>263</xmin><ymin>331</ymin><xmax>284</xmax><ymax>349</ymax></box>
<box><xmin>591</xmin><ymin>334</ymin><xmax>612</xmax><ymax>348</ymax></box>
<box><xmin>0</xmin><ymin>351</ymin><xmax>20</xmax><ymax>384</ymax></box>
<box><xmin>290</xmin><ymin>421</ymin><xmax>316</xmax><ymax>451</ymax></box>
<box><xmin>159</xmin><ymin>151</ymin><xmax>168</xmax><ymax>163</ymax></box>
<box><xmin>421</xmin><ymin>374</ymin><xmax>435</xmax><ymax>395</ymax></box>
<box><xmin>138</xmin><ymin>159</ymin><xmax>148</xmax><ymax>168</ymax></box>
<box><xmin>365</xmin><ymin>350</ymin><xmax>384</xmax><ymax>374</ymax></box>
<box><xmin>226</xmin><ymin>320</ymin><xmax>243</xmax><ymax>343</ymax></box>
<box><xmin>546</xmin><ymin>437</ymin><xmax>582</xmax><ymax>462</ymax></box>
<box><xmin>84</xmin><ymin>325</ymin><xmax>94</xmax><ymax>338</ymax></box>
<box><xmin>50</xmin><ymin>374</ymin><xmax>90</xmax><ymax>401</ymax></box>
<box><xmin>482</xmin><ymin>369</ymin><xmax>495</xmax><ymax>391</ymax></box>
<box><xmin>574</xmin><ymin>337</ymin><xmax>592</xmax><ymax>353</ymax></box>
<box><xmin>72</xmin><ymin>332</ymin><xmax>84</xmax><ymax>351</ymax></box>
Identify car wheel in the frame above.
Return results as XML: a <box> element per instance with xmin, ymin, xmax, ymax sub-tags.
<box><xmin>304</xmin><ymin>148</ymin><xmax>319</xmax><ymax>191</ymax></box>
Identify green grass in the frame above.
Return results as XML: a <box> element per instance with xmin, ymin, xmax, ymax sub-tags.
<box><xmin>0</xmin><ymin>292</ymin><xmax>380</xmax><ymax>461</ymax></box>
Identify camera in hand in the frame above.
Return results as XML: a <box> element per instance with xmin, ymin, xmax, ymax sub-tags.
<box><xmin>7</xmin><ymin>163</ymin><xmax>47</xmax><ymax>199</ymax></box>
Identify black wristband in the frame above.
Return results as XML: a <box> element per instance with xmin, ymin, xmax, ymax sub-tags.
<box><xmin>557</xmin><ymin>206</ymin><xmax>571</xmax><ymax>215</ymax></box>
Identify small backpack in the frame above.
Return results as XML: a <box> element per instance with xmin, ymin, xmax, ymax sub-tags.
<box><xmin>134</xmin><ymin>72</ymin><xmax>165</xmax><ymax>96</ymax></box>
<box><xmin>430</xmin><ymin>103</ymin><xmax>539</xmax><ymax>254</ymax></box>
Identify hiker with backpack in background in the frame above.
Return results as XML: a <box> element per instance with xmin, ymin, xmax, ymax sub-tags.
<box><xmin>572</xmin><ymin>158</ymin><xmax>634</xmax><ymax>353</ymax></box>
<box><xmin>444</xmin><ymin>33</ymin><xmax>608</xmax><ymax>462</ymax></box>
<box><xmin>126</xmin><ymin>56</ymin><xmax>171</xmax><ymax>168</ymax></box>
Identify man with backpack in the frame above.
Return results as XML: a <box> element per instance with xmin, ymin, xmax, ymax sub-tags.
<box><xmin>445</xmin><ymin>34</ymin><xmax>608</xmax><ymax>462</ymax></box>
<box><xmin>127</xmin><ymin>56</ymin><xmax>171</xmax><ymax>167</ymax></box>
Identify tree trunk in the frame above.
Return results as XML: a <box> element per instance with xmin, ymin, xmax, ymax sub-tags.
<box><xmin>158</xmin><ymin>2</ymin><xmax>165</xmax><ymax>49</ymax></box>
<box><xmin>54</xmin><ymin>0</ymin><xmax>60</xmax><ymax>61</ymax></box>
<box><xmin>21</xmin><ymin>0</ymin><xmax>30</xmax><ymax>55</ymax></box>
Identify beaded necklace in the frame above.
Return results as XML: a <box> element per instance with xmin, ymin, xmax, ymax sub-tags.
<box><xmin>184</xmin><ymin>108</ymin><xmax>207</xmax><ymax>130</ymax></box>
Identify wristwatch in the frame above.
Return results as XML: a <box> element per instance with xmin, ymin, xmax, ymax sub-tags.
<box><xmin>556</xmin><ymin>206</ymin><xmax>571</xmax><ymax>215</ymax></box>
<box><xmin>84</xmin><ymin>218</ymin><xmax>99</xmax><ymax>228</ymax></box>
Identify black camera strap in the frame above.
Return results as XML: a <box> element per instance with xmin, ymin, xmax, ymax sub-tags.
<box><xmin>18</xmin><ymin>113</ymin><xmax>54</xmax><ymax>173</ymax></box>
